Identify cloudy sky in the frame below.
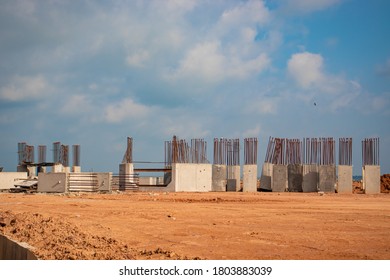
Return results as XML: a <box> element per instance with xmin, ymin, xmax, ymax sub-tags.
<box><xmin>0</xmin><ymin>0</ymin><xmax>389</xmax><ymax>175</ymax></box>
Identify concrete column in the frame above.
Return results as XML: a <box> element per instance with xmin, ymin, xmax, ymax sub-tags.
<box><xmin>302</xmin><ymin>164</ymin><xmax>318</xmax><ymax>192</ymax></box>
<box><xmin>52</xmin><ymin>163</ymin><xmax>63</xmax><ymax>173</ymax></box>
<box><xmin>37</xmin><ymin>166</ymin><xmax>47</xmax><ymax>173</ymax></box>
<box><xmin>363</xmin><ymin>165</ymin><xmax>380</xmax><ymax>194</ymax></box>
<box><xmin>227</xmin><ymin>165</ymin><xmax>241</xmax><ymax>191</ymax></box>
<box><xmin>338</xmin><ymin>165</ymin><xmax>353</xmax><ymax>193</ymax></box>
<box><xmin>318</xmin><ymin>165</ymin><xmax>336</xmax><ymax>193</ymax></box>
<box><xmin>272</xmin><ymin>164</ymin><xmax>287</xmax><ymax>192</ymax></box>
<box><xmin>212</xmin><ymin>164</ymin><xmax>227</xmax><ymax>191</ymax></box>
<box><xmin>26</xmin><ymin>166</ymin><xmax>37</xmax><ymax>178</ymax></box>
<box><xmin>260</xmin><ymin>162</ymin><xmax>273</xmax><ymax>191</ymax></box>
<box><xmin>288</xmin><ymin>164</ymin><xmax>303</xmax><ymax>192</ymax></box>
<box><xmin>243</xmin><ymin>164</ymin><xmax>257</xmax><ymax>192</ymax></box>
<box><xmin>72</xmin><ymin>166</ymin><xmax>81</xmax><ymax>173</ymax></box>
<box><xmin>119</xmin><ymin>163</ymin><xmax>134</xmax><ymax>191</ymax></box>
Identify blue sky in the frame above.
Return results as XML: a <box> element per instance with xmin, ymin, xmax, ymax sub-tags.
<box><xmin>0</xmin><ymin>0</ymin><xmax>389</xmax><ymax>175</ymax></box>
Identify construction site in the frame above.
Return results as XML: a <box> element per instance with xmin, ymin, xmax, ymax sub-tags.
<box><xmin>0</xmin><ymin>136</ymin><xmax>389</xmax><ymax>260</ymax></box>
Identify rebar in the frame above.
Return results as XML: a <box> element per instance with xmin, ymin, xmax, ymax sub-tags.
<box><xmin>339</xmin><ymin>138</ymin><xmax>352</xmax><ymax>166</ymax></box>
<box><xmin>122</xmin><ymin>137</ymin><xmax>133</xmax><ymax>163</ymax></box>
<box><xmin>73</xmin><ymin>144</ymin><xmax>80</xmax><ymax>166</ymax></box>
<box><xmin>165</xmin><ymin>136</ymin><xmax>208</xmax><ymax>166</ymax></box>
<box><xmin>60</xmin><ymin>145</ymin><xmax>69</xmax><ymax>167</ymax></box>
<box><xmin>362</xmin><ymin>137</ymin><xmax>379</xmax><ymax>166</ymax></box>
<box><xmin>244</xmin><ymin>137</ymin><xmax>258</xmax><ymax>165</ymax></box>
<box><xmin>38</xmin><ymin>145</ymin><xmax>47</xmax><ymax>163</ymax></box>
<box><xmin>53</xmin><ymin>142</ymin><xmax>61</xmax><ymax>163</ymax></box>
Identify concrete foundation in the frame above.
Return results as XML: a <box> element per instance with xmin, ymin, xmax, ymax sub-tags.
<box><xmin>227</xmin><ymin>165</ymin><xmax>241</xmax><ymax>191</ymax></box>
<box><xmin>72</xmin><ymin>166</ymin><xmax>81</xmax><ymax>173</ymax></box>
<box><xmin>0</xmin><ymin>234</ymin><xmax>37</xmax><ymax>260</ymax></box>
<box><xmin>52</xmin><ymin>163</ymin><xmax>63</xmax><ymax>173</ymax></box>
<box><xmin>174</xmin><ymin>163</ymin><xmax>212</xmax><ymax>192</ymax></box>
<box><xmin>97</xmin><ymin>172</ymin><xmax>112</xmax><ymax>192</ymax></box>
<box><xmin>212</xmin><ymin>164</ymin><xmax>227</xmax><ymax>191</ymax></box>
<box><xmin>0</xmin><ymin>172</ymin><xmax>28</xmax><ymax>190</ymax></box>
<box><xmin>63</xmin><ymin>166</ymin><xmax>71</xmax><ymax>173</ymax></box>
<box><xmin>243</xmin><ymin>164</ymin><xmax>257</xmax><ymax>192</ymax></box>
<box><xmin>337</xmin><ymin>165</ymin><xmax>353</xmax><ymax>193</ymax></box>
<box><xmin>318</xmin><ymin>165</ymin><xmax>336</xmax><ymax>193</ymax></box>
<box><xmin>363</xmin><ymin>165</ymin><xmax>380</xmax><ymax>194</ymax></box>
<box><xmin>37</xmin><ymin>172</ymin><xmax>68</xmax><ymax>193</ymax></box>
<box><xmin>259</xmin><ymin>162</ymin><xmax>273</xmax><ymax>191</ymax></box>
<box><xmin>302</xmin><ymin>164</ymin><xmax>318</xmax><ymax>192</ymax></box>
<box><xmin>288</xmin><ymin>164</ymin><xmax>303</xmax><ymax>192</ymax></box>
<box><xmin>272</xmin><ymin>164</ymin><xmax>287</xmax><ymax>192</ymax></box>
<box><xmin>119</xmin><ymin>163</ymin><xmax>135</xmax><ymax>191</ymax></box>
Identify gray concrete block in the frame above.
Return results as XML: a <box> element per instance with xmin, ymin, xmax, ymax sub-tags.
<box><xmin>260</xmin><ymin>163</ymin><xmax>273</xmax><ymax>191</ymax></box>
<box><xmin>97</xmin><ymin>172</ymin><xmax>112</xmax><ymax>192</ymax></box>
<box><xmin>38</xmin><ymin>172</ymin><xmax>68</xmax><ymax>193</ymax></box>
<box><xmin>243</xmin><ymin>164</ymin><xmax>257</xmax><ymax>192</ymax></box>
<box><xmin>212</xmin><ymin>164</ymin><xmax>227</xmax><ymax>191</ymax></box>
<box><xmin>338</xmin><ymin>165</ymin><xmax>353</xmax><ymax>193</ymax></box>
<box><xmin>288</xmin><ymin>164</ymin><xmax>303</xmax><ymax>192</ymax></box>
<box><xmin>318</xmin><ymin>165</ymin><xmax>336</xmax><ymax>193</ymax></box>
<box><xmin>363</xmin><ymin>165</ymin><xmax>380</xmax><ymax>194</ymax></box>
<box><xmin>0</xmin><ymin>234</ymin><xmax>37</xmax><ymax>260</ymax></box>
<box><xmin>302</xmin><ymin>164</ymin><xmax>318</xmax><ymax>192</ymax></box>
<box><xmin>272</xmin><ymin>164</ymin><xmax>287</xmax><ymax>192</ymax></box>
<box><xmin>227</xmin><ymin>165</ymin><xmax>241</xmax><ymax>191</ymax></box>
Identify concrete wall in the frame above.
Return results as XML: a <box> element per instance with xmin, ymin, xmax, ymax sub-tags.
<box><xmin>338</xmin><ymin>165</ymin><xmax>353</xmax><ymax>194</ymax></box>
<box><xmin>0</xmin><ymin>172</ymin><xmax>28</xmax><ymax>190</ymax></box>
<box><xmin>0</xmin><ymin>234</ymin><xmax>37</xmax><ymax>260</ymax></box>
<box><xmin>260</xmin><ymin>163</ymin><xmax>273</xmax><ymax>191</ymax></box>
<box><xmin>212</xmin><ymin>164</ymin><xmax>227</xmax><ymax>192</ymax></box>
<box><xmin>227</xmin><ymin>165</ymin><xmax>240</xmax><ymax>191</ymax></box>
<box><xmin>302</xmin><ymin>164</ymin><xmax>318</xmax><ymax>192</ymax></box>
<box><xmin>243</xmin><ymin>164</ymin><xmax>257</xmax><ymax>192</ymax></box>
<box><xmin>288</xmin><ymin>164</ymin><xmax>303</xmax><ymax>192</ymax></box>
<box><xmin>272</xmin><ymin>164</ymin><xmax>287</xmax><ymax>192</ymax></box>
<box><xmin>97</xmin><ymin>172</ymin><xmax>112</xmax><ymax>192</ymax></box>
<box><xmin>174</xmin><ymin>163</ymin><xmax>212</xmax><ymax>192</ymax></box>
<box><xmin>37</xmin><ymin>172</ymin><xmax>68</xmax><ymax>193</ymax></box>
<box><xmin>318</xmin><ymin>165</ymin><xmax>336</xmax><ymax>193</ymax></box>
<box><xmin>363</xmin><ymin>165</ymin><xmax>380</xmax><ymax>194</ymax></box>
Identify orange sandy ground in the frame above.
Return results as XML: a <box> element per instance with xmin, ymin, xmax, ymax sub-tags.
<box><xmin>1</xmin><ymin>191</ymin><xmax>389</xmax><ymax>260</ymax></box>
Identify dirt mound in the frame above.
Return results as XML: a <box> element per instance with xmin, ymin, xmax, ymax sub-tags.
<box><xmin>0</xmin><ymin>210</ymin><xmax>199</xmax><ymax>260</ymax></box>
<box><xmin>0</xmin><ymin>211</ymin><xmax>135</xmax><ymax>260</ymax></box>
<box><xmin>381</xmin><ymin>174</ymin><xmax>390</xmax><ymax>193</ymax></box>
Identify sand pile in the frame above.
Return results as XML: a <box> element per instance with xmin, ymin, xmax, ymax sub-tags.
<box><xmin>381</xmin><ymin>174</ymin><xmax>390</xmax><ymax>193</ymax></box>
<box><xmin>0</xmin><ymin>211</ymin><xmax>135</xmax><ymax>260</ymax></box>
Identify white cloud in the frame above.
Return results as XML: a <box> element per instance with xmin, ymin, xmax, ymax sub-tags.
<box><xmin>126</xmin><ymin>50</ymin><xmax>150</xmax><ymax>67</ymax></box>
<box><xmin>278</xmin><ymin>0</ymin><xmax>341</xmax><ymax>15</ymax></box>
<box><xmin>242</xmin><ymin>125</ymin><xmax>262</xmax><ymax>137</ymax></box>
<box><xmin>287</xmin><ymin>52</ymin><xmax>325</xmax><ymax>88</ymax></box>
<box><xmin>170</xmin><ymin>41</ymin><xmax>270</xmax><ymax>83</ymax></box>
<box><xmin>217</xmin><ymin>0</ymin><xmax>270</xmax><ymax>31</ymax></box>
<box><xmin>0</xmin><ymin>75</ymin><xmax>50</xmax><ymax>102</ymax></box>
<box><xmin>60</xmin><ymin>95</ymin><xmax>93</xmax><ymax>115</ymax></box>
<box><xmin>104</xmin><ymin>98</ymin><xmax>151</xmax><ymax>123</ymax></box>
<box><xmin>287</xmin><ymin>51</ymin><xmax>362</xmax><ymax>111</ymax></box>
